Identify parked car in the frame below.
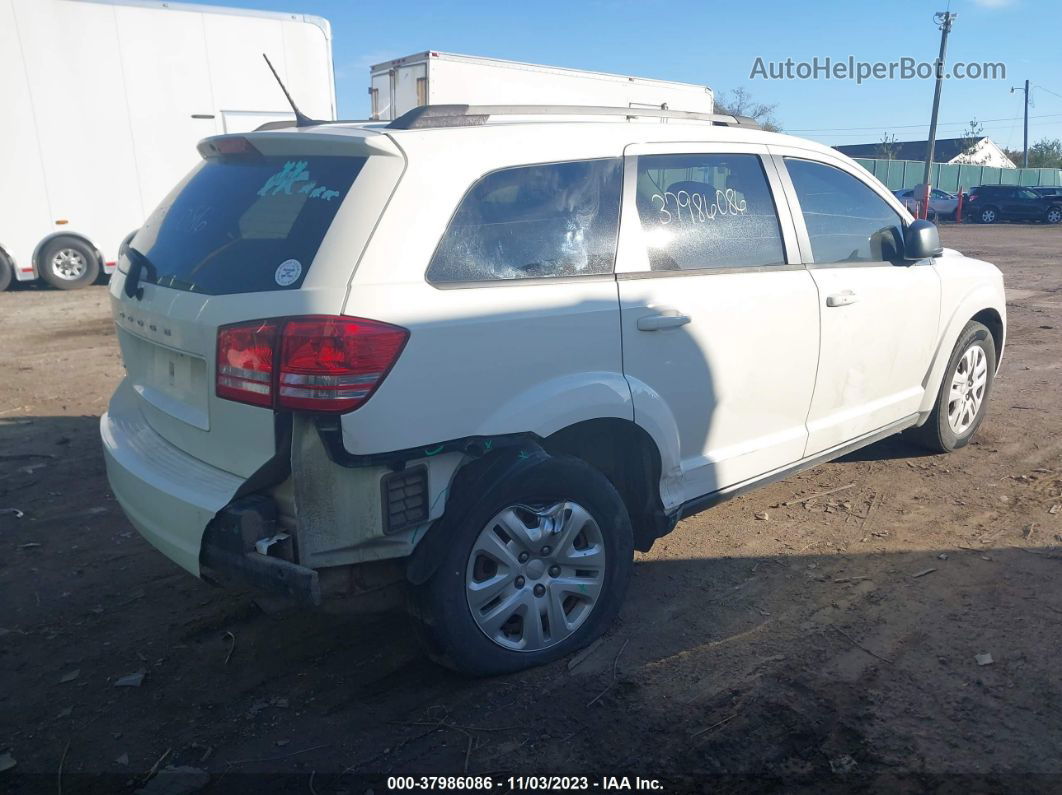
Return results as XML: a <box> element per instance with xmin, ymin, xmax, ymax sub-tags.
<box><xmin>893</xmin><ymin>187</ymin><xmax>958</xmax><ymax>220</ymax></box>
<box><xmin>965</xmin><ymin>185</ymin><xmax>1062</xmax><ymax>224</ymax></box>
<box><xmin>101</xmin><ymin>105</ymin><xmax>1006</xmax><ymax>676</ymax></box>
<box><xmin>1031</xmin><ymin>186</ymin><xmax>1062</xmax><ymax>200</ymax></box>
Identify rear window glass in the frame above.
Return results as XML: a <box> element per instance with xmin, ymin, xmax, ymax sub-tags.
<box><xmin>128</xmin><ymin>154</ymin><xmax>366</xmax><ymax>295</ymax></box>
<box><xmin>427</xmin><ymin>158</ymin><xmax>622</xmax><ymax>283</ymax></box>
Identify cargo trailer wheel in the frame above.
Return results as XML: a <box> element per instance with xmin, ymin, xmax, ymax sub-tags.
<box><xmin>0</xmin><ymin>254</ymin><xmax>11</xmax><ymax>292</ymax></box>
<box><xmin>40</xmin><ymin>238</ymin><xmax>99</xmax><ymax>290</ymax></box>
<box><xmin>907</xmin><ymin>321</ymin><xmax>996</xmax><ymax>453</ymax></box>
<box><xmin>411</xmin><ymin>455</ymin><xmax>633</xmax><ymax>676</ymax></box>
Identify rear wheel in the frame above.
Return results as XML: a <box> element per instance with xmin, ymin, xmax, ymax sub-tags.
<box><xmin>1046</xmin><ymin>205</ymin><xmax>1062</xmax><ymax>224</ymax></box>
<box><xmin>908</xmin><ymin>321</ymin><xmax>996</xmax><ymax>453</ymax></box>
<box><xmin>411</xmin><ymin>455</ymin><xmax>634</xmax><ymax>676</ymax></box>
<box><xmin>978</xmin><ymin>207</ymin><xmax>999</xmax><ymax>224</ymax></box>
<box><xmin>39</xmin><ymin>237</ymin><xmax>100</xmax><ymax>290</ymax></box>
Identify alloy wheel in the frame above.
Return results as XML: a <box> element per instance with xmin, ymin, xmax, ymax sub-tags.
<box><xmin>50</xmin><ymin>248</ymin><xmax>87</xmax><ymax>281</ymax></box>
<box><xmin>947</xmin><ymin>344</ymin><xmax>988</xmax><ymax>435</ymax></box>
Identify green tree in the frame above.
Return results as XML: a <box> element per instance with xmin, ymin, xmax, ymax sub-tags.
<box><xmin>1027</xmin><ymin>138</ymin><xmax>1062</xmax><ymax>169</ymax></box>
<box><xmin>715</xmin><ymin>87</ymin><xmax>781</xmax><ymax>132</ymax></box>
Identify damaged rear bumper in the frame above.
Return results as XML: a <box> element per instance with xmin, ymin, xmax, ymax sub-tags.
<box><xmin>200</xmin><ymin>497</ymin><xmax>321</xmax><ymax>605</ymax></box>
<box><xmin>101</xmin><ymin>379</ymin><xmax>244</xmax><ymax>576</ymax></box>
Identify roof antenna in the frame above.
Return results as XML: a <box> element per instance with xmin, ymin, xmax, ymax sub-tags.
<box><xmin>262</xmin><ymin>53</ymin><xmax>316</xmax><ymax>127</ymax></box>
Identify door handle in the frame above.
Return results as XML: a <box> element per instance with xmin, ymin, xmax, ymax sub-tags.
<box><xmin>637</xmin><ymin>312</ymin><xmax>691</xmax><ymax>331</ymax></box>
<box><xmin>826</xmin><ymin>291</ymin><xmax>858</xmax><ymax>307</ymax></box>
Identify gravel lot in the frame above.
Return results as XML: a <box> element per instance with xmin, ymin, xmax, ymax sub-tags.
<box><xmin>2</xmin><ymin>223</ymin><xmax>1061</xmax><ymax>792</ymax></box>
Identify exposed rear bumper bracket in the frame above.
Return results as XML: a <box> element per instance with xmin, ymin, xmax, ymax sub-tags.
<box><xmin>201</xmin><ymin>545</ymin><xmax>321</xmax><ymax>606</ymax></box>
<box><xmin>200</xmin><ymin>495</ymin><xmax>320</xmax><ymax>605</ymax></box>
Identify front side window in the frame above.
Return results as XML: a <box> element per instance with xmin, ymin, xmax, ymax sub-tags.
<box><xmin>635</xmin><ymin>153</ymin><xmax>785</xmax><ymax>270</ymax></box>
<box><xmin>427</xmin><ymin>159</ymin><xmax>622</xmax><ymax>283</ymax></box>
<box><xmin>785</xmin><ymin>158</ymin><xmax>903</xmax><ymax>264</ymax></box>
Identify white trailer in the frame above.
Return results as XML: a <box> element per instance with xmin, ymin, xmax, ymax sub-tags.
<box><xmin>0</xmin><ymin>0</ymin><xmax>336</xmax><ymax>290</ymax></box>
<box><xmin>369</xmin><ymin>51</ymin><xmax>713</xmax><ymax>122</ymax></box>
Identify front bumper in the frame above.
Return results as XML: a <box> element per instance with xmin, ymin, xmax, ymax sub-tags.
<box><xmin>100</xmin><ymin>378</ymin><xmax>244</xmax><ymax>576</ymax></box>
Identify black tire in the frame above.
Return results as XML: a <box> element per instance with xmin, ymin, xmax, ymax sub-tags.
<box><xmin>1045</xmin><ymin>205</ymin><xmax>1062</xmax><ymax>225</ymax></box>
<box><xmin>0</xmin><ymin>253</ymin><xmax>12</xmax><ymax>292</ymax></box>
<box><xmin>908</xmin><ymin>321</ymin><xmax>996</xmax><ymax>453</ymax></box>
<box><xmin>410</xmin><ymin>454</ymin><xmax>634</xmax><ymax>676</ymax></box>
<box><xmin>977</xmin><ymin>206</ymin><xmax>999</xmax><ymax>224</ymax></box>
<box><xmin>39</xmin><ymin>237</ymin><xmax>100</xmax><ymax>290</ymax></box>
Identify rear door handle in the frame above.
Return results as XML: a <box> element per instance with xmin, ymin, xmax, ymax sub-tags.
<box><xmin>826</xmin><ymin>290</ymin><xmax>858</xmax><ymax>307</ymax></box>
<box><xmin>636</xmin><ymin>312</ymin><xmax>691</xmax><ymax>331</ymax></box>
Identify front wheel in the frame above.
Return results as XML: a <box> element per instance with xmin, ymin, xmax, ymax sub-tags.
<box><xmin>1045</xmin><ymin>206</ymin><xmax>1062</xmax><ymax>224</ymax></box>
<box><xmin>908</xmin><ymin>321</ymin><xmax>996</xmax><ymax>453</ymax></box>
<box><xmin>411</xmin><ymin>455</ymin><xmax>634</xmax><ymax>676</ymax></box>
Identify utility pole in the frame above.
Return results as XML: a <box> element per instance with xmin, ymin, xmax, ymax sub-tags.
<box><xmin>1010</xmin><ymin>79</ymin><xmax>1030</xmax><ymax>167</ymax></box>
<box><xmin>922</xmin><ymin>10</ymin><xmax>957</xmax><ymax>217</ymax></box>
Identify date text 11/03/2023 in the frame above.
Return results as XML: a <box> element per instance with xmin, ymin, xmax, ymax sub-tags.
<box><xmin>386</xmin><ymin>775</ymin><xmax>665</xmax><ymax>791</ymax></box>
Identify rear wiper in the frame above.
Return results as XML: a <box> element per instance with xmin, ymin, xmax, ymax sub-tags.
<box><xmin>123</xmin><ymin>246</ymin><xmax>157</xmax><ymax>301</ymax></box>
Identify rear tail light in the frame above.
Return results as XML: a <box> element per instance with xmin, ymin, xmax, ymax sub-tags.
<box><xmin>215</xmin><ymin>316</ymin><xmax>408</xmax><ymax>413</ymax></box>
<box><xmin>216</xmin><ymin>322</ymin><xmax>277</xmax><ymax>407</ymax></box>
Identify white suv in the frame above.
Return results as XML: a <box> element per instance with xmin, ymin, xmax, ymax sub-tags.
<box><xmin>101</xmin><ymin>105</ymin><xmax>1005</xmax><ymax>675</ymax></box>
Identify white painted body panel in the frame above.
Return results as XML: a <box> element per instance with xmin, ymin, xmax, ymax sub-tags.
<box><xmin>369</xmin><ymin>51</ymin><xmax>713</xmax><ymax>121</ymax></box>
<box><xmin>1</xmin><ymin>0</ymin><xmax>335</xmax><ymax>281</ymax></box>
<box><xmin>99</xmin><ymin>115</ymin><xmax>1007</xmax><ymax>580</ymax></box>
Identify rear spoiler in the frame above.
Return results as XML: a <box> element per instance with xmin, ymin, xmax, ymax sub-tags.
<box><xmin>197</xmin><ymin>130</ymin><xmax>402</xmax><ymax>159</ymax></box>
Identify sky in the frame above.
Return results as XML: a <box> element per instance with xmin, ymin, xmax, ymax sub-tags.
<box><xmin>183</xmin><ymin>0</ymin><xmax>1062</xmax><ymax>152</ymax></box>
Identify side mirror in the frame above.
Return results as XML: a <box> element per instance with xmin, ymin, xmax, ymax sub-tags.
<box><xmin>904</xmin><ymin>219</ymin><xmax>942</xmax><ymax>260</ymax></box>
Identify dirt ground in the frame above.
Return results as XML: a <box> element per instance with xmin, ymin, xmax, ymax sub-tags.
<box><xmin>2</xmin><ymin>223</ymin><xmax>1061</xmax><ymax>793</ymax></box>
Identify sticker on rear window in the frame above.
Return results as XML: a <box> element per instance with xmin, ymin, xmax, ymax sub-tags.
<box><xmin>274</xmin><ymin>259</ymin><xmax>302</xmax><ymax>286</ymax></box>
<box><xmin>257</xmin><ymin>161</ymin><xmax>342</xmax><ymax>201</ymax></box>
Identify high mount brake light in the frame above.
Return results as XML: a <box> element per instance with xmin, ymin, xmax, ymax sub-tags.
<box><xmin>215</xmin><ymin>316</ymin><xmax>409</xmax><ymax>412</ymax></box>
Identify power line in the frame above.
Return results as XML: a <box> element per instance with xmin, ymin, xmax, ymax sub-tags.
<box><xmin>788</xmin><ymin>111</ymin><xmax>1062</xmax><ymax>133</ymax></box>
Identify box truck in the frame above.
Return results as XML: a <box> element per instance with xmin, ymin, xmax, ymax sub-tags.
<box><xmin>369</xmin><ymin>51</ymin><xmax>713</xmax><ymax>122</ymax></box>
<box><xmin>0</xmin><ymin>0</ymin><xmax>336</xmax><ymax>291</ymax></box>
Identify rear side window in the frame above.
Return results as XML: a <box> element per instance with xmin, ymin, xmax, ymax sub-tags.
<box><xmin>427</xmin><ymin>159</ymin><xmax>622</xmax><ymax>284</ymax></box>
<box><xmin>129</xmin><ymin>154</ymin><xmax>366</xmax><ymax>295</ymax></box>
<box><xmin>634</xmin><ymin>153</ymin><xmax>785</xmax><ymax>270</ymax></box>
<box><xmin>785</xmin><ymin>158</ymin><xmax>902</xmax><ymax>264</ymax></box>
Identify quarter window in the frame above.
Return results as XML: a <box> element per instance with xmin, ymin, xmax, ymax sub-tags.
<box><xmin>785</xmin><ymin>158</ymin><xmax>903</xmax><ymax>264</ymax></box>
<box><xmin>635</xmin><ymin>153</ymin><xmax>785</xmax><ymax>270</ymax></box>
<box><xmin>427</xmin><ymin>159</ymin><xmax>622</xmax><ymax>283</ymax></box>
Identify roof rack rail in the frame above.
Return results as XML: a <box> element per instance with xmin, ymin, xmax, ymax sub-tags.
<box><xmin>387</xmin><ymin>104</ymin><xmax>760</xmax><ymax>131</ymax></box>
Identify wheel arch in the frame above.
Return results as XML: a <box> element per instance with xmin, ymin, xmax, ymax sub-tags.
<box><xmin>971</xmin><ymin>307</ymin><xmax>1004</xmax><ymax>367</ymax></box>
<box><xmin>33</xmin><ymin>232</ymin><xmax>104</xmax><ymax>274</ymax></box>
<box><xmin>542</xmin><ymin>418</ymin><xmax>671</xmax><ymax>552</ymax></box>
<box><xmin>918</xmin><ymin>289</ymin><xmax>1007</xmax><ymax>416</ymax></box>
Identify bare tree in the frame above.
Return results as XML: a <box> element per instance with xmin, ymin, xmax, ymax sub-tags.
<box><xmin>877</xmin><ymin>132</ymin><xmax>899</xmax><ymax>160</ymax></box>
<box><xmin>714</xmin><ymin>87</ymin><xmax>781</xmax><ymax>132</ymax></box>
<box><xmin>954</xmin><ymin>118</ymin><xmax>984</xmax><ymax>164</ymax></box>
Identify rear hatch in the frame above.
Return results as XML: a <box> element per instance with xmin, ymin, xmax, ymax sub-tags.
<box><xmin>110</xmin><ymin>128</ymin><xmax>405</xmax><ymax>477</ymax></box>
